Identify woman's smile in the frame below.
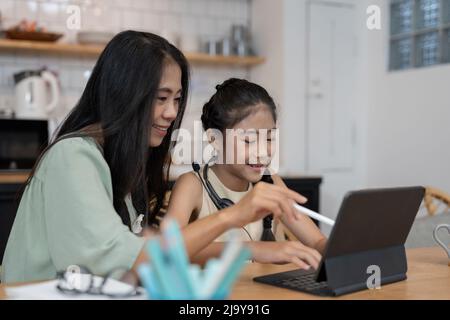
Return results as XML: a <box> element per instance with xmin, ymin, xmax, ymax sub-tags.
<box><xmin>152</xmin><ymin>124</ymin><xmax>170</xmax><ymax>137</ymax></box>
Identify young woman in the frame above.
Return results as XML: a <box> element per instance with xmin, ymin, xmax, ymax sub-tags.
<box><xmin>167</xmin><ymin>78</ymin><xmax>327</xmax><ymax>269</ymax></box>
<box><xmin>1</xmin><ymin>32</ymin><xmax>305</xmax><ymax>284</ymax></box>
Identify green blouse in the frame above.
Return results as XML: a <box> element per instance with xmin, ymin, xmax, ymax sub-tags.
<box><xmin>1</xmin><ymin>137</ymin><xmax>145</xmax><ymax>284</ymax></box>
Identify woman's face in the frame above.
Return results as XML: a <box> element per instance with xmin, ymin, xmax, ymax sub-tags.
<box><xmin>220</xmin><ymin>105</ymin><xmax>277</xmax><ymax>183</ymax></box>
<box><xmin>149</xmin><ymin>59</ymin><xmax>182</xmax><ymax>147</ymax></box>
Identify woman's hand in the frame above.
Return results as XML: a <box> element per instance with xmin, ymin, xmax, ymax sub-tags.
<box><xmin>226</xmin><ymin>182</ymin><xmax>307</xmax><ymax>228</ymax></box>
<box><xmin>249</xmin><ymin>241</ymin><xmax>322</xmax><ymax>270</ymax></box>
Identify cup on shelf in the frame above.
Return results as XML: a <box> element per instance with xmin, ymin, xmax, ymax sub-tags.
<box><xmin>202</xmin><ymin>36</ymin><xmax>219</xmax><ymax>56</ymax></box>
<box><xmin>234</xmin><ymin>40</ymin><xmax>253</xmax><ymax>56</ymax></box>
<box><xmin>231</xmin><ymin>24</ymin><xmax>249</xmax><ymax>43</ymax></box>
<box><xmin>230</xmin><ymin>24</ymin><xmax>254</xmax><ymax>56</ymax></box>
<box><xmin>217</xmin><ymin>38</ymin><xmax>232</xmax><ymax>56</ymax></box>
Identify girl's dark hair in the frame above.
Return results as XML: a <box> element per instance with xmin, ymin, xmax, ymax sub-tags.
<box><xmin>22</xmin><ymin>30</ymin><xmax>190</xmax><ymax>228</ymax></box>
<box><xmin>201</xmin><ymin>78</ymin><xmax>277</xmax><ymax>131</ymax></box>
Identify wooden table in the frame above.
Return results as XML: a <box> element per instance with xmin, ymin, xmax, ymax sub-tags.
<box><xmin>1</xmin><ymin>247</ymin><xmax>449</xmax><ymax>300</ymax></box>
<box><xmin>229</xmin><ymin>247</ymin><xmax>450</xmax><ymax>300</ymax></box>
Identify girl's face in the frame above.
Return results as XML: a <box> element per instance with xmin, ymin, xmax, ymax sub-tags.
<box><xmin>149</xmin><ymin>59</ymin><xmax>182</xmax><ymax>147</ymax></box>
<box><xmin>220</xmin><ymin>105</ymin><xmax>277</xmax><ymax>183</ymax></box>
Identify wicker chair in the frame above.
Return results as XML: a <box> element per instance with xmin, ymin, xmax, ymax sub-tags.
<box><xmin>405</xmin><ymin>186</ymin><xmax>450</xmax><ymax>248</ymax></box>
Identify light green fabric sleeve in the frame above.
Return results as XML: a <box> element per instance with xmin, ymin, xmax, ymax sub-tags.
<box><xmin>39</xmin><ymin>138</ymin><xmax>145</xmax><ymax>276</ymax></box>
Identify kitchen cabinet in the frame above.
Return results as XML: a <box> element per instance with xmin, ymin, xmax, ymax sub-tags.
<box><xmin>282</xmin><ymin>177</ymin><xmax>322</xmax><ymax>215</ymax></box>
<box><xmin>0</xmin><ymin>182</ymin><xmax>22</xmax><ymax>265</ymax></box>
<box><xmin>0</xmin><ymin>173</ymin><xmax>28</xmax><ymax>265</ymax></box>
<box><xmin>167</xmin><ymin>176</ymin><xmax>323</xmax><ymax>226</ymax></box>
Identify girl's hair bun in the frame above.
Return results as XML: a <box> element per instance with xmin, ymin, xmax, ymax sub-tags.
<box><xmin>215</xmin><ymin>78</ymin><xmax>241</xmax><ymax>92</ymax></box>
<box><xmin>201</xmin><ymin>78</ymin><xmax>277</xmax><ymax>132</ymax></box>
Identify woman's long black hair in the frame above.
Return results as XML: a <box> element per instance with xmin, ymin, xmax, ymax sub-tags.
<box><xmin>22</xmin><ymin>30</ymin><xmax>190</xmax><ymax>229</ymax></box>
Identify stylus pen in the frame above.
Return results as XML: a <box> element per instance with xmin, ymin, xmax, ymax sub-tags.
<box><xmin>293</xmin><ymin>203</ymin><xmax>335</xmax><ymax>226</ymax></box>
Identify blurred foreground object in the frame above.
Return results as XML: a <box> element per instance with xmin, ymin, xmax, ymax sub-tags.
<box><xmin>138</xmin><ymin>219</ymin><xmax>251</xmax><ymax>300</ymax></box>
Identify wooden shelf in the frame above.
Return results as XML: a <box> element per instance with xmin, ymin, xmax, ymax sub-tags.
<box><xmin>0</xmin><ymin>38</ymin><xmax>103</xmax><ymax>56</ymax></box>
<box><xmin>185</xmin><ymin>52</ymin><xmax>265</xmax><ymax>67</ymax></box>
<box><xmin>0</xmin><ymin>38</ymin><xmax>265</xmax><ymax>67</ymax></box>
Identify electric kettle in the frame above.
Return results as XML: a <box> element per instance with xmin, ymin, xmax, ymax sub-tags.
<box><xmin>13</xmin><ymin>69</ymin><xmax>60</xmax><ymax>119</ymax></box>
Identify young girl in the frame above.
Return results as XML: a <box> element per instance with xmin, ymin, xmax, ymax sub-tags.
<box><xmin>1</xmin><ymin>33</ymin><xmax>304</xmax><ymax>284</ymax></box>
<box><xmin>167</xmin><ymin>78</ymin><xmax>327</xmax><ymax>270</ymax></box>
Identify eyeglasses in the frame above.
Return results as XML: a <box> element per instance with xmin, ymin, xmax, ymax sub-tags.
<box><xmin>56</xmin><ymin>266</ymin><xmax>143</xmax><ymax>299</ymax></box>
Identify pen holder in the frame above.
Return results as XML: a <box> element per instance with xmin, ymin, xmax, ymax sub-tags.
<box><xmin>137</xmin><ymin>219</ymin><xmax>251</xmax><ymax>300</ymax></box>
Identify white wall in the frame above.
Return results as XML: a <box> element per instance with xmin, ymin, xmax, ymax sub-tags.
<box><xmin>251</xmin><ymin>0</ymin><xmax>307</xmax><ymax>175</ymax></box>
<box><xmin>364</xmin><ymin>0</ymin><xmax>450</xmax><ymax>196</ymax></box>
<box><xmin>250</xmin><ymin>0</ymin><xmax>288</xmax><ymax>171</ymax></box>
<box><xmin>252</xmin><ymin>0</ymin><xmax>450</xmax><ymax>225</ymax></box>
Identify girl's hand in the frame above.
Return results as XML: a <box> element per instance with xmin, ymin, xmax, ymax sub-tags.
<box><xmin>227</xmin><ymin>182</ymin><xmax>307</xmax><ymax>228</ymax></box>
<box><xmin>249</xmin><ymin>241</ymin><xmax>322</xmax><ymax>270</ymax></box>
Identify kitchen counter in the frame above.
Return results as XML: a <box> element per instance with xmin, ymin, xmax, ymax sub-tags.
<box><xmin>0</xmin><ymin>171</ymin><xmax>30</xmax><ymax>184</ymax></box>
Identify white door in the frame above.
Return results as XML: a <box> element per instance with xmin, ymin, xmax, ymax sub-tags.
<box><xmin>306</xmin><ymin>1</ymin><xmax>357</xmax><ymax>173</ymax></box>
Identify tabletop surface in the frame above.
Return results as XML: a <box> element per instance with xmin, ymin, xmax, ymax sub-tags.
<box><xmin>229</xmin><ymin>247</ymin><xmax>450</xmax><ymax>300</ymax></box>
<box><xmin>1</xmin><ymin>247</ymin><xmax>449</xmax><ymax>300</ymax></box>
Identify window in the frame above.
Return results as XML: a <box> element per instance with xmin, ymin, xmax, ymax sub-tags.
<box><xmin>389</xmin><ymin>0</ymin><xmax>450</xmax><ymax>70</ymax></box>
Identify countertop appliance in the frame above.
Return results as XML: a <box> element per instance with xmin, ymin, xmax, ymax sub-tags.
<box><xmin>13</xmin><ymin>69</ymin><xmax>60</xmax><ymax>119</ymax></box>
